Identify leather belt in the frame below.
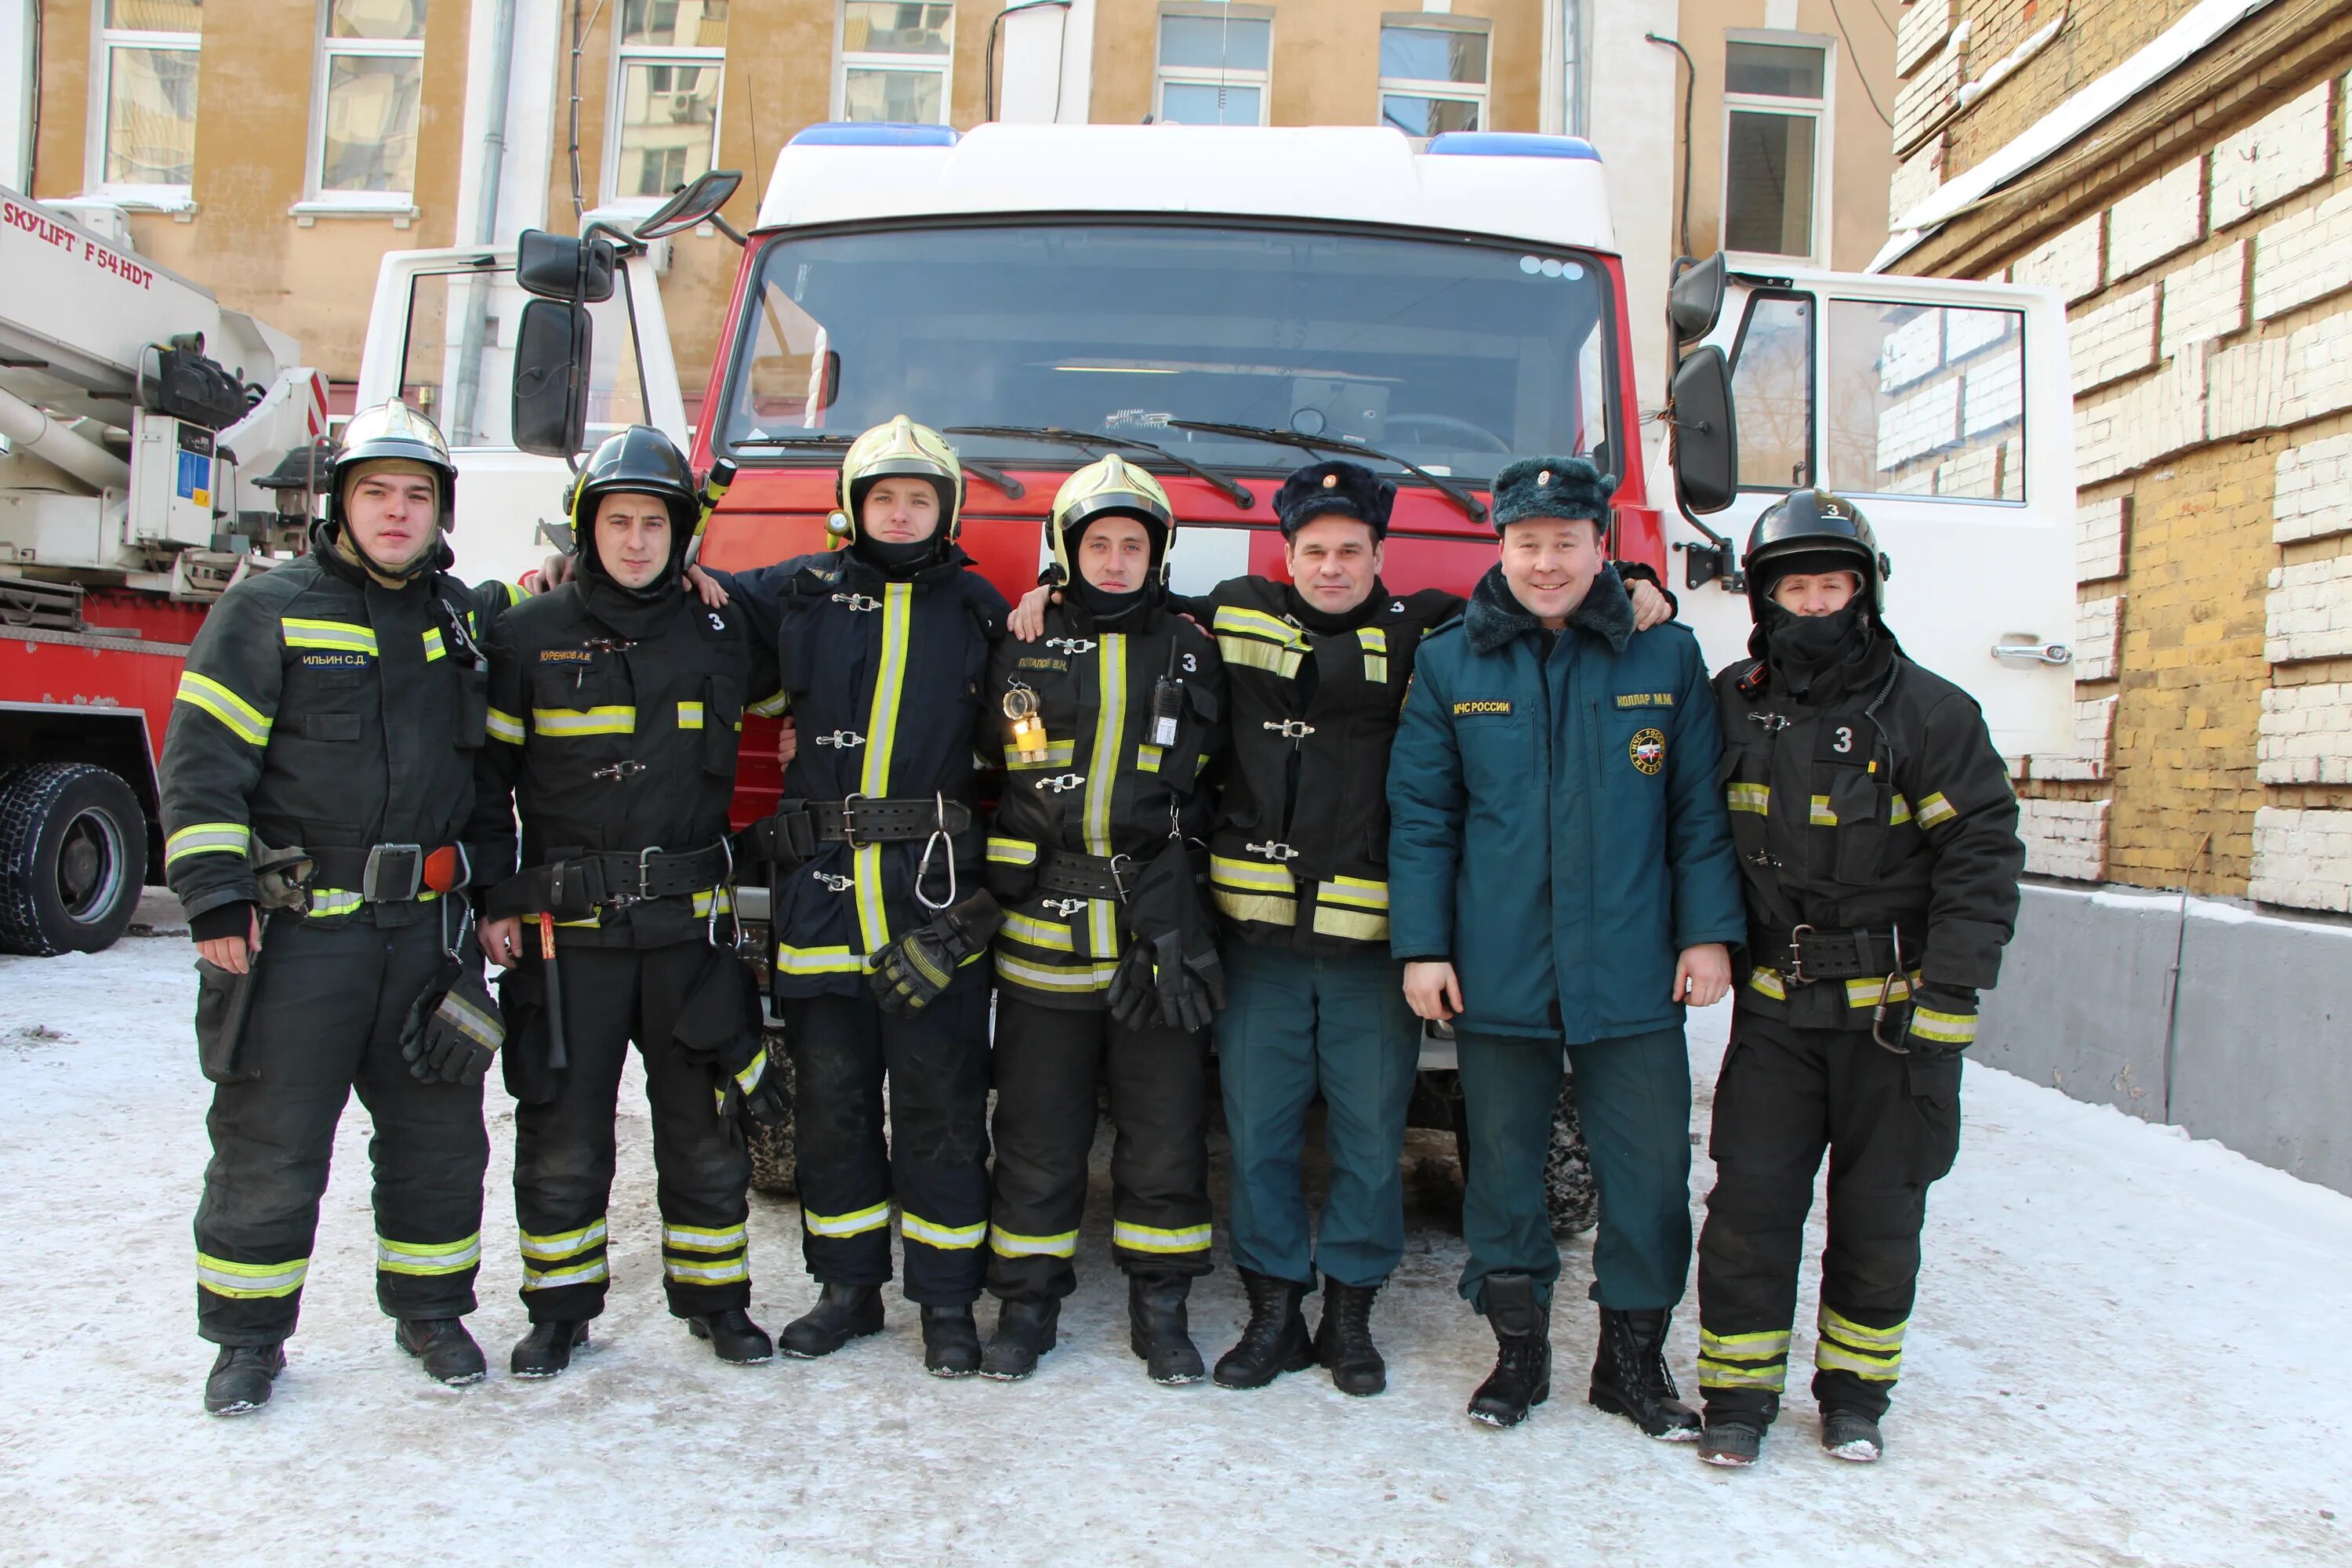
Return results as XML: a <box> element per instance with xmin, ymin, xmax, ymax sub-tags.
<box><xmin>1751</xmin><ymin>924</ymin><xmax>1906</xmax><ymax>984</ymax></box>
<box><xmin>1036</xmin><ymin>850</ymin><xmax>1133</xmax><ymax>902</ymax></box>
<box><xmin>487</xmin><ymin>841</ymin><xmax>731</xmax><ymax>922</ymax></box>
<box><xmin>750</xmin><ymin>796</ymin><xmax>972</xmax><ymax>862</ymax></box>
<box><xmin>305</xmin><ymin>843</ymin><xmax>470</xmax><ymax>903</ymax></box>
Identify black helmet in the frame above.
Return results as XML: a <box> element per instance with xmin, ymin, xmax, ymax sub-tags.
<box><xmin>1744</xmin><ymin>488</ymin><xmax>1890</xmax><ymax>619</ymax></box>
<box><xmin>328</xmin><ymin>399</ymin><xmax>458</xmax><ymax>535</ymax></box>
<box><xmin>568</xmin><ymin>426</ymin><xmax>699</xmax><ymax>579</ymax></box>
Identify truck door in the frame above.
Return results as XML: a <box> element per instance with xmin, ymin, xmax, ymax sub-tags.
<box><xmin>1664</xmin><ymin>270</ymin><xmax>2076</xmax><ymax>760</ymax></box>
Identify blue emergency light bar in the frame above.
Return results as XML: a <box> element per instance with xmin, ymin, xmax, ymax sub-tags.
<box><xmin>789</xmin><ymin>122</ymin><xmax>962</xmax><ymax>147</ymax></box>
<box><xmin>1425</xmin><ymin>132</ymin><xmax>1601</xmax><ymax>162</ymax></box>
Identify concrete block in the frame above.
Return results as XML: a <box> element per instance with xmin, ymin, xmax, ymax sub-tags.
<box><xmin>2109</xmin><ymin>159</ymin><xmax>2205</xmax><ymax>281</ymax></box>
<box><xmin>2249</xmin><ymin>804</ymin><xmax>2352</xmax><ymax>911</ymax></box>
<box><xmin>2020</xmin><ymin>796</ymin><xmax>2111</xmax><ymax>880</ymax></box>
<box><xmin>2159</xmin><ymin>241</ymin><xmax>2248</xmax><ymax>360</ymax></box>
<box><xmin>2014</xmin><ymin>212</ymin><xmax>2104</xmax><ymax>303</ymax></box>
<box><xmin>2252</xmin><ymin>187</ymin><xmax>2352</xmax><ymax>322</ymax></box>
<box><xmin>2256</xmin><ymin>684</ymin><xmax>2352</xmax><ymax>783</ymax></box>
<box><xmin>2263</xmin><ymin>555</ymin><xmax>2352</xmax><ymax>664</ymax></box>
<box><xmin>2209</xmin><ymin>78</ymin><xmax>2332</xmax><ymax>231</ymax></box>
<box><xmin>2078</xmin><ymin>495</ymin><xmax>2129</xmax><ymax>582</ymax></box>
<box><xmin>1975</xmin><ymin>885</ymin><xmax>2175</xmax><ymax>1123</ymax></box>
<box><xmin>2070</xmin><ymin>286</ymin><xmax>2158</xmax><ymax>394</ymax></box>
<box><xmin>2273</xmin><ymin>434</ymin><xmax>2352</xmax><ymax>544</ymax></box>
<box><xmin>2076</xmin><ymin>595</ymin><xmax>2124</xmax><ymax>681</ymax></box>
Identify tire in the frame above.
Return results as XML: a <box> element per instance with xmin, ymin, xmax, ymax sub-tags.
<box><xmin>745</xmin><ymin>1028</ymin><xmax>797</xmax><ymax>1194</ymax></box>
<box><xmin>0</xmin><ymin>762</ymin><xmax>148</xmax><ymax>957</ymax></box>
<box><xmin>1545</xmin><ymin>1073</ymin><xmax>1599</xmax><ymax>1237</ymax></box>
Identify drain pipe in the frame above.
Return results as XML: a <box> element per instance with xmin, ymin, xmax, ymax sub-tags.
<box><xmin>448</xmin><ymin>0</ymin><xmax>518</xmax><ymax>444</ymax></box>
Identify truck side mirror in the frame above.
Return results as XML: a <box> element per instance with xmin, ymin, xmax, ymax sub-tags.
<box><xmin>1668</xmin><ymin>345</ymin><xmax>1739</xmax><ymax>514</ymax></box>
<box><xmin>512</xmin><ymin>299</ymin><xmax>591</xmax><ymax>459</ymax></box>
<box><xmin>635</xmin><ymin>169</ymin><xmax>746</xmax><ymax>241</ymax></box>
<box><xmin>1668</xmin><ymin>252</ymin><xmax>1727</xmax><ymax>347</ymax></box>
<box><xmin>516</xmin><ymin>229</ymin><xmax>616</xmax><ymax>303</ymax></box>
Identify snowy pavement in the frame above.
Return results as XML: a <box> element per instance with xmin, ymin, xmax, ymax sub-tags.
<box><xmin>1</xmin><ymin>917</ymin><xmax>2347</xmax><ymax>1568</ymax></box>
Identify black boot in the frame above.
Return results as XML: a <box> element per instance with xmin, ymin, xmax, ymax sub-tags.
<box><xmin>920</xmin><ymin>1305</ymin><xmax>983</xmax><ymax>1378</ymax></box>
<box><xmin>203</xmin><ymin>1343</ymin><xmax>285</xmax><ymax>1416</ymax></box>
<box><xmin>979</xmin><ymin>1298</ymin><xmax>1060</xmax><ymax>1381</ymax></box>
<box><xmin>779</xmin><ymin>1283</ymin><xmax>884</xmax><ymax>1359</ymax></box>
<box><xmin>1467</xmin><ymin>1272</ymin><xmax>1552</xmax><ymax>1428</ymax></box>
<box><xmin>1698</xmin><ymin>1409</ymin><xmax>1767</xmax><ymax>1468</ymax></box>
<box><xmin>1313</xmin><ymin>1279</ymin><xmax>1387</xmax><ymax>1397</ymax></box>
<box><xmin>1128</xmin><ymin>1273</ymin><xmax>1205</xmax><ymax>1386</ymax></box>
<box><xmin>510</xmin><ymin>1319</ymin><xmax>590</xmax><ymax>1378</ymax></box>
<box><xmin>688</xmin><ymin>1308</ymin><xmax>774</xmax><ymax>1365</ymax></box>
<box><xmin>1588</xmin><ymin>1307</ymin><xmax>1701</xmax><ymax>1439</ymax></box>
<box><xmin>1820</xmin><ymin>1407</ymin><xmax>1885</xmax><ymax>1463</ymax></box>
<box><xmin>1213</xmin><ymin>1269</ymin><xmax>1312</xmax><ymax>1389</ymax></box>
<box><xmin>395</xmin><ymin>1318</ymin><xmax>486</xmax><ymax>1386</ymax></box>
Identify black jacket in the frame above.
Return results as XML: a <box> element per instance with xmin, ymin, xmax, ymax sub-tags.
<box><xmin>985</xmin><ymin>593</ymin><xmax>1225</xmax><ymax>1009</ymax></box>
<box><xmin>717</xmin><ymin>546</ymin><xmax>1007</xmax><ymax>998</ymax></box>
<box><xmin>466</xmin><ymin>575</ymin><xmax>779</xmax><ymax>949</ymax></box>
<box><xmin>160</xmin><ymin>529</ymin><xmax>517</xmax><ymax>934</ymax></box>
<box><xmin>1713</xmin><ymin>629</ymin><xmax>2024</xmax><ymax>1029</ymax></box>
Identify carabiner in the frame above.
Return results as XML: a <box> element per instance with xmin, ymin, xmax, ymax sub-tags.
<box><xmin>1871</xmin><ymin>927</ymin><xmax>1911</xmax><ymax>1054</ymax></box>
<box><xmin>914</xmin><ymin>792</ymin><xmax>958</xmax><ymax>913</ymax></box>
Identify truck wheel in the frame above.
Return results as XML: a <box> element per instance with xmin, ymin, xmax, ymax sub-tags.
<box><xmin>746</xmin><ymin>1029</ymin><xmax>797</xmax><ymax>1194</ymax></box>
<box><xmin>1545</xmin><ymin>1075</ymin><xmax>1599</xmax><ymax>1237</ymax></box>
<box><xmin>0</xmin><ymin>762</ymin><xmax>148</xmax><ymax>957</ymax></box>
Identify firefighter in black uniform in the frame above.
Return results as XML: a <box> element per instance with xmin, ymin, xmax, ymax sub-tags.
<box><xmin>162</xmin><ymin>400</ymin><xmax>521</xmax><ymax>1415</ymax></box>
<box><xmin>699</xmin><ymin>416</ymin><xmax>1010</xmax><ymax>1377</ymax></box>
<box><xmin>978</xmin><ymin>456</ymin><xmax>1228</xmax><ymax>1386</ymax></box>
<box><xmin>469</xmin><ymin>426</ymin><xmax>786</xmax><ymax>1377</ymax></box>
<box><xmin>1693</xmin><ymin>491</ymin><xmax>2024</xmax><ymax>1468</ymax></box>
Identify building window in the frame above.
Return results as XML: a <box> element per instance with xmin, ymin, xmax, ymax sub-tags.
<box><xmin>1377</xmin><ymin>15</ymin><xmax>1488</xmax><ymax>137</ymax></box>
<box><xmin>609</xmin><ymin>1</ymin><xmax>728</xmax><ymax>203</ymax></box>
<box><xmin>836</xmin><ymin>2</ymin><xmax>954</xmax><ymax>125</ymax></box>
<box><xmin>94</xmin><ymin>1</ymin><xmax>203</xmax><ymax>198</ymax></box>
<box><xmin>1153</xmin><ymin>4</ymin><xmax>1272</xmax><ymax>126</ymax></box>
<box><xmin>1722</xmin><ymin>38</ymin><xmax>1828</xmax><ymax>259</ymax></box>
<box><xmin>311</xmin><ymin>0</ymin><xmax>428</xmax><ymax>203</ymax></box>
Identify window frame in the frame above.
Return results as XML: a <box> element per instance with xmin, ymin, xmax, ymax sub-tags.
<box><xmin>1718</xmin><ymin>31</ymin><xmax>1835</xmax><ymax>266</ymax></box>
<box><xmin>1726</xmin><ymin>287</ymin><xmax>1817</xmax><ymax>495</ymax></box>
<box><xmin>303</xmin><ymin>0</ymin><xmax>430</xmax><ymax>211</ymax></box>
<box><xmin>602</xmin><ymin>2</ymin><xmax>728</xmax><ymax>211</ymax></box>
<box><xmin>86</xmin><ymin>3</ymin><xmax>203</xmax><ymax>209</ymax></box>
<box><xmin>1152</xmin><ymin>2</ymin><xmax>1274</xmax><ymax>128</ymax></box>
<box><xmin>1375</xmin><ymin>12</ymin><xmax>1490</xmax><ymax>139</ymax></box>
<box><xmin>832</xmin><ymin>2</ymin><xmax>956</xmax><ymax>127</ymax></box>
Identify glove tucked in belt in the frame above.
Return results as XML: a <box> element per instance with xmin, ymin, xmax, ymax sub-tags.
<box><xmin>1106</xmin><ymin>840</ymin><xmax>1223</xmax><ymax>1034</ymax></box>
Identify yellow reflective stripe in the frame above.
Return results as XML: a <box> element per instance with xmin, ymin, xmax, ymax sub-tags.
<box><xmin>1700</xmin><ymin>1327</ymin><xmax>1792</xmax><ymax>1357</ymax></box>
<box><xmin>1889</xmin><ymin>793</ymin><xmax>1913</xmax><ymax>826</ymax></box>
<box><xmin>195</xmin><ymin>1252</ymin><xmax>309</xmax><ymax>1299</ymax></box>
<box><xmin>532</xmin><ymin>706</ymin><xmax>637</xmax><ymax>736</ymax></box>
<box><xmin>1815</xmin><ymin>1341</ymin><xmax>1902</xmax><ymax>1380</ymax></box>
<box><xmin>1916</xmin><ymin>792</ymin><xmax>1958</xmax><ymax>829</ymax></box>
<box><xmin>987</xmin><ymin>836</ymin><xmax>1040</xmax><ymax>866</ymax></box>
<box><xmin>804</xmin><ymin>1201</ymin><xmax>892</xmax><ymax>1238</ymax></box>
<box><xmin>1215</xmin><ymin>635</ymin><xmax>1305</xmax><ymax>679</ymax></box>
<box><xmin>775</xmin><ymin>943</ymin><xmax>868</xmax><ymax>975</ymax></box>
<box><xmin>1213</xmin><ymin>605</ymin><xmax>1304</xmax><ymax>645</ymax></box>
<box><xmin>677</xmin><ymin>700</ymin><xmax>705</xmax><ymax>730</ymax></box>
<box><xmin>731</xmin><ymin>1048</ymin><xmax>766</xmax><ymax>1094</ymax></box>
<box><xmin>1007</xmin><ymin>737</ymin><xmax>1076</xmax><ymax>771</ymax></box>
<box><xmin>747</xmin><ymin>689</ymin><xmax>790</xmax><ymax>717</ymax></box>
<box><xmin>691</xmin><ymin>887</ymin><xmax>734</xmax><ymax>917</ymax></box>
<box><xmin>518</xmin><ymin>1219</ymin><xmax>608</xmax><ymax>1261</ymax></box>
<box><xmin>1820</xmin><ymin>1307</ymin><xmax>1907</xmax><ymax>1351</ymax></box>
<box><xmin>1004</xmin><ymin>911</ymin><xmax>1076</xmax><ymax>952</ymax></box>
<box><xmin>1215</xmin><ymin>889</ymin><xmax>1298</xmax><ymax>926</ymax></box>
<box><xmin>996</xmin><ymin>953</ymin><xmax>1120</xmax><ymax>992</ymax></box>
<box><xmin>165</xmin><ymin>822</ymin><xmax>250</xmax><ymax>866</ymax></box>
<box><xmin>1138</xmin><ymin>743</ymin><xmax>1163</xmax><ymax>772</ymax></box>
<box><xmin>664</xmin><ymin>1254</ymin><xmax>748</xmax><ymax>1284</ymax></box>
<box><xmin>307</xmin><ymin>889</ymin><xmax>364</xmax><ymax>918</ymax></box>
<box><xmin>1910</xmin><ymin>1007</ymin><xmax>1977</xmax><ymax>1045</ymax></box>
<box><xmin>421</xmin><ymin>628</ymin><xmax>446</xmax><ymax>663</ymax></box>
<box><xmin>1358</xmin><ymin>625</ymin><xmax>1389</xmax><ymax>683</ymax></box>
<box><xmin>1809</xmin><ymin>794</ymin><xmax>1839</xmax><ymax>827</ymax></box>
<box><xmin>1210</xmin><ymin>855</ymin><xmax>1296</xmax><ymax>893</ymax></box>
<box><xmin>1088</xmin><ymin>896</ymin><xmax>1117</xmax><ymax>960</ymax></box>
<box><xmin>1726</xmin><ymin>782</ymin><xmax>1770</xmax><ymax>815</ymax></box>
<box><xmin>175</xmin><ymin>671</ymin><xmax>272</xmax><ymax>746</ymax></box>
<box><xmin>1082</xmin><ymin>634</ymin><xmax>1127</xmax><ymax>855</ymax></box>
<box><xmin>437</xmin><ymin>989</ymin><xmax>503</xmax><ymax>1048</ymax></box>
<box><xmin>1747</xmin><ymin>966</ymin><xmax>1787</xmax><ymax>1000</ymax></box>
<box><xmin>1112</xmin><ymin>1219</ymin><xmax>1211</xmax><ymax>1254</ymax></box>
<box><xmin>989</xmin><ymin>1227</ymin><xmax>1077</xmax><ymax>1258</ymax></box>
<box><xmin>1846</xmin><ymin>971</ymin><xmax>1922</xmax><ymax>1009</ymax></box>
<box><xmin>901</xmin><ymin>1213</ymin><xmax>988</xmax><ymax>1250</ymax></box>
<box><xmin>854</xmin><ymin>583</ymin><xmax>913</xmax><ymax>955</ymax></box>
<box><xmin>662</xmin><ymin>1222</ymin><xmax>747</xmax><ymax>1253</ymax></box>
<box><xmin>376</xmin><ymin>1232</ymin><xmax>481</xmax><ymax>1276</ymax></box>
<box><xmin>485</xmin><ymin>706</ymin><xmax>525</xmax><ymax>744</ymax></box>
<box><xmin>280</xmin><ymin>617</ymin><xmax>378</xmax><ymax>655</ymax></box>
<box><xmin>523</xmin><ymin>1258</ymin><xmax>609</xmax><ymax>1290</ymax></box>
<box><xmin>1311</xmin><ymin>905</ymin><xmax>1389</xmax><ymax>942</ymax></box>
<box><xmin>1697</xmin><ymin>1357</ymin><xmax>1790</xmax><ymax>1390</ymax></box>
<box><xmin>1319</xmin><ymin>877</ymin><xmax>1388</xmax><ymax>910</ymax></box>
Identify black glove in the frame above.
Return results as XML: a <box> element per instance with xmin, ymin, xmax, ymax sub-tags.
<box><xmin>400</xmin><ymin>961</ymin><xmax>506</xmax><ymax>1084</ymax></box>
<box><xmin>1115</xmin><ymin>840</ymin><xmax>1225</xmax><ymax>1033</ymax></box>
<box><xmin>869</xmin><ymin>891</ymin><xmax>1003</xmax><ymax>1015</ymax></box>
<box><xmin>1105</xmin><ymin>940</ymin><xmax>1162</xmax><ymax>1033</ymax></box>
<box><xmin>719</xmin><ymin>1040</ymin><xmax>792</xmax><ymax>1131</ymax></box>
<box><xmin>1904</xmin><ymin>982</ymin><xmax>1979</xmax><ymax>1054</ymax></box>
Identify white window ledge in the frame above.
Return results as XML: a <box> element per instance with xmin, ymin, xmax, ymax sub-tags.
<box><xmin>78</xmin><ymin>189</ymin><xmax>197</xmax><ymax>215</ymax></box>
<box><xmin>287</xmin><ymin>198</ymin><xmax>422</xmax><ymax>228</ymax></box>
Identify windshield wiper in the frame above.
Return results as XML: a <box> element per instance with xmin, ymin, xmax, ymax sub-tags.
<box><xmin>730</xmin><ymin>432</ymin><xmax>1022</xmax><ymax>499</ymax></box>
<box><xmin>946</xmin><ymin>426</ymin><xmax>1255</xmax><ymax>510</ymax></box>
<box><xmin>1163</xmin><ymin>419</ymin><xmax>1488</xmax><ymax>525</ymax></box>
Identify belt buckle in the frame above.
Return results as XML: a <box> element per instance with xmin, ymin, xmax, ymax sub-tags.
<box><xmin>614</xmin><ymin>844</ymin><xmax>662</xmax><ymax>906</ymax></box>
<box><xmin>1786</xmin><ymin>924</ymin><xmax>1815</xmax><ymax>985</ymax></box>
<box><xmin>362</xmin><ymin>843</ymin><xmax>424</xmax><ymax>902</ymax></box>
<box><xmin>839</xmin><ymin>793</ymin><xmax>866</xmax><ymax>851</ymax></box>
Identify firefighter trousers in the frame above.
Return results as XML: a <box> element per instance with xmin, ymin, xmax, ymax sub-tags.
<box><xmin>193</xmin><ymin>913</ymin><xmax>488</xmax><ymax>1347</ymax></box>
<box><xmin>987</xmin><ymin>992</ymin><xmax>1211</xmax><ymax>1301</ymax></box>
<box><xmin>1695</xmin><ymin>1008</ymin><xmax>1963</xmax><ymax>1422</ymax></box>
<box><xmin>777</xmin><ymin>979</ymin><xmax>993</xmax><ymax>1306</ymax></box>
<box><xmin>509</xmin><ymin>938</ymin><xmax>753</xmax><ymax>1322</ymax></box>
<box><xmin>1217</xmin><ymin>942</ymin><xmax>1419</xmax><ymax>1290</ymax></box>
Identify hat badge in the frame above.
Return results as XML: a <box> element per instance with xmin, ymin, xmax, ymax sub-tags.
<box><xmin>1322</xmin><ymin>473</ymin><xmax>1338</xmax><ymax>488</ymax></box>
<box><xmin>1537</xmin><ymin>470</ymin><xmax>1553</xmax><ymax>486</ymax></box>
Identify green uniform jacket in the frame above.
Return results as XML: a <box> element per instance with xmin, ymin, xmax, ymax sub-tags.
<box><xmin>1386</xmin><ymin>565</ymin><xmax>1744</xmax><ymax>1044</ymax></box>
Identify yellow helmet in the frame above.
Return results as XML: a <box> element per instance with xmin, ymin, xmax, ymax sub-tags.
<box><xmin>1048</xmin><ymin>454</ymin><xmax>1177</xmax><ymax>586</ymax></box>
<box><xmin>829</xmin><ymin>415</ymin><xmax>964</xmax><ymax>542</ymax></box>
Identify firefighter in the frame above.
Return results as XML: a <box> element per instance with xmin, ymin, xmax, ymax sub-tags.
<box><xmin>163</xmin><ymin>400</ymin><xmax>521</xmax><ymax>1415</ymax></box>
<box><xmin>1693</xmin><ymin>491</ymin><xmax>2023</xmax><ymax>1468</ymax></box>
<box><xmin>468</xmin><ymin>426</ymin><xmax>787</xmax><ymax>1377</ymax></box>
<box><xmin>1386</xmin><ymin>455</ymin><xmax>1745</xmax><ymax>1433</ymax></box>
<box><xmin>695</xmin><ymin>416</ymin><xmax>1009</xmax><ymax>1378</ymax></box>
<box><xmin>978</xmin><ymin>455</ymin><xmax>1227</xmax><ymax>1385</ymax></box>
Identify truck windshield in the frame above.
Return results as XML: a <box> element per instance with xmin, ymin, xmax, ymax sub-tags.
<box><xmin>716</xmin><ymin>220</ymin><xmax>1617</xmax><ymax>486</ymax></box>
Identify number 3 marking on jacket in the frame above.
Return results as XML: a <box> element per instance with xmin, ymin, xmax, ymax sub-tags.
<box><xmin>1834</xmin><ymin>726</ymin><xmax>1855</xmax><ymax>754</ymax></box>
<box><xmin>1182</xmin><ymin>653</ymin><xmax>1197</xmax><ymax>673</ymax></box>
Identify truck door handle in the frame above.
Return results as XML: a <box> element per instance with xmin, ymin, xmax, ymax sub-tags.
<box><xmin>1991</xmin><ymin>640</ymin><xmax>2072</xmax><ymax>666</ymax></box>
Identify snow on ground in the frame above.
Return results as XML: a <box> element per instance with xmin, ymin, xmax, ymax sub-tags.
<box><xmin>1</xmin><ymin>913</ymin><xmax>2347</xmax><ymax>1567</ymax></box>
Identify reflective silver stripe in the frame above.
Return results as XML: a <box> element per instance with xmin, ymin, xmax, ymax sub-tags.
<box><xmin>901</xmin><ymin>1213</ymin><xmax>987</xmax><ymax>1250</ymax></box>
<box><xmin>532</xmin><ymin>706</ymin><xmax>637</xmax><ymax>736</ymax></box>
<box><xmin>281</xmin><ymin>617</ymin><xmax>378</xmax><ymax>655</ymax></box>
<box><xmin>664</xmin><ymin>1254</ymin><xmax>749</xmax><ymax>1284</ymax></box>
<box><xmin>439</xmin><ymin>991</ymin><xmax>503</xmax><ymax>1047</ymax></box>
<box><xmin>376</xmin><ymin>1232</ymin><xmax>482</xmax><ymax>1276</ymax></box>
<box><xmin>1081</xmin><ymin>634</ymin><xmax>1127</xmax><ymax>854</ymax></box>
<box><xmin>662</xmin><ymin>1222</ymin><xmax>748</xmax><ymax>1253</ymax></box>
<box><xmin>518</xmin><ymin>1218</ymin><xmax>607</xmax><ymax>1261</ymax></box>
<box><xmin>485</xmin><ymin>706</ymin><xmax>525</xmax><ymax>744</ymax></box>
<box><xmin>165</xmin><ymin>822</ymin><xmax>250</xmax><ymax>865</ymax></box>
<box><xmin>989</xmin><ymin>1228</ymin><xmax>1077</xmax><ymax>1258</ymax></box>
<box><xmin>522</xmin><ymin>1258</ymin><xmax>610</xmax><ymax>1290</ymax></box>
<box><xmin>195</xmin><ymin>1252</ymin><xmax>309</xmax><ymax>1298</ymax></box>
<box><xmin>175</xmin><ymin>672</ymin><xmax>272</xmax><ymax>746</ymax></box>
<box><xmin>1112</xmin><ymin>1219</ymin><xmax>1211</xmax><ymax>1254</ymax></box>
<box><xmin>803</xmin><ymin>1202</ymin><xmax>892</xmax><ymax>1238</ymax></box>
<box><xmin>307</xmin><ymin>889</ymin><xmax>364</xmax><ymax>919</ymax></box>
